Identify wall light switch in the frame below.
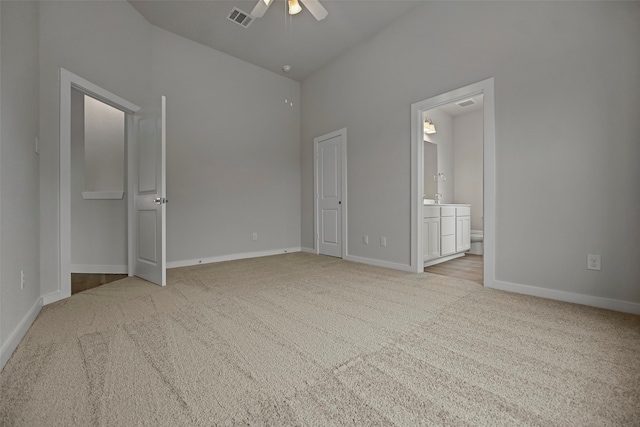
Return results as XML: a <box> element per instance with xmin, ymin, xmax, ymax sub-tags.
<box><xmin>380</xmin><ymin>237</ymin><xmax>387</xmax><ymax>247</ymax></box>
<box><xmin>363</xmin><ymin>235</ymin><xmax>369</xmax><ymax>245</ymax></box>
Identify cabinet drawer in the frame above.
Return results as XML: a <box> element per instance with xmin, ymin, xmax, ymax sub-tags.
<box><xmin>423</xmin><ymin>206</ymin><xmax>440</xmax><ymax>218</ymax></box>
<box><xmin>441</xmin><ymin>207</ymin><xmax>456</xmax><ymax>217</ymax></box>
<box><xmin>441</xmin><ymin>217</ymin><xmax>455</xmax><ymax>235</ymax></box>
<box><xmin>456</xmin><ymin>206</ymin><xmax>470</xmax><ymax>217</ymax></box>
<box><xmin>441</xmin><ymin>235</ymin><xmax>456</xmax><ymax>255</ymax></box>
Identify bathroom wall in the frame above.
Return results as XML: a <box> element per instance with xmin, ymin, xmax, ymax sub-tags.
<box><xmin>423</xmin><ymin>141</ymin><xmax>437</xmax><ymax>198</ymax></box>
<box><xmin>70</xmin><ymin>89</ymin><xmax>128</xmax><ymax>272</ymax></box>
<box><xmin>453</xmin><ymin>108</ymin><xmax>483</xmax><ymax>231</ymax></box>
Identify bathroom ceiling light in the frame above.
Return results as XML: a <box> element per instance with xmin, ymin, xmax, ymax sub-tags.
<box><xmin>424</xmin><ymin>119</ymin><xmax>436</xmax><ymax>134</ymax></box>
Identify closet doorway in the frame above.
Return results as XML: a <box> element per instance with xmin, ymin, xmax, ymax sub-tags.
<box><xmin>58</xmin><ymin>69</ymin><xmax>139</xmax><ymax>301</ymax></box>
<box><xmin>70</xmin><ymin>90</ymin><xmax>128</xmax><ymax>294</ymax></box>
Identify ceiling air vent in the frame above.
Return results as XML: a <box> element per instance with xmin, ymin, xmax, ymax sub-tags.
<box><xmin>456</xmin><ymin>99</ymin><xmax>476</xmax><ymax>108</ymax></box>
<box><xmin>227</xmin><ymin>7</ymin><xmax>254</xmax><ymax>28</ymax></box>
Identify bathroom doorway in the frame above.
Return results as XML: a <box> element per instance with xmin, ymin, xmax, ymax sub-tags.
<box><xmin>422</xmin><ymin>96</ymin><xmax>484</xmax><ymax>284</ymax></box>
<box><xmin>410</xmin><ymin>78</ymin><xmax>495</xmax><ymax>287</ymax></box>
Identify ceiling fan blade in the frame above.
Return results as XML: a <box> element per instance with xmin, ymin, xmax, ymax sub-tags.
<box><xmin>251</xmin><ymin>0</ymin><xmax>273</xmax><ymax>18</ymax></box>
<box><xmin>300</xmin><ymin>0</ymin><xmax>328</xmax><ymax>21</ymax></box>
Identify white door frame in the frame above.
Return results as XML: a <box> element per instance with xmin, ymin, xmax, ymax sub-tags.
<box><xmin>410</xmin><ymin>78</ymin><xmax>495</xmax><ymax>287</ymax></box>
<box><xmin>57</xmin><ymin>68</ymin><xmax>139</xmax><ymax>302</ymax></box>
<box><xmin>314</xmin><ymin>128</ymin><xmax>347</xmax><ymax>258</ymax></box>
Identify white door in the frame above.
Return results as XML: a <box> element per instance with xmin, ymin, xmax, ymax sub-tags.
<box><xmin>316</xmin><ymin>133</ymin><xmax>344</xmax><ymax>258</ymax></box>
<box><xmin>133</xmin><ymin>96</ymin><xmax>167</xmax><ymax>286</ymax></box>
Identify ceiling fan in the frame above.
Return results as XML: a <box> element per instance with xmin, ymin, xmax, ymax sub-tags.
<box><xmin>251</xmin><ymin>0</ymin><xmax>328</xmax><ymax>21</ymax></box>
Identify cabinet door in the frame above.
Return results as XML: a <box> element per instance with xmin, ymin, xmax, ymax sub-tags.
<box><xmin>441</xmin><ymin>235</ymin><xmax>456</xmax><ymax>255</ymax></box>
<box><xmin>441</xmin><ymin>217</ymin><xmax>456</xmax><ymax>236</ymax></box>
<box><xmin>456</xmin><ymin>216</ymin><xmax>471</xmax><ymax>252</ymax></box>
<box><xmin>423</xmin><ymin>217</ymin><xmax>440</xmax><ymax>261</ymax></box>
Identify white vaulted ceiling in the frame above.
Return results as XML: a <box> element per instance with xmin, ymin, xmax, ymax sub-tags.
<box><xmin>128</xmin><ymin>1</ymin><xmax>422</xmax><ymax>81</ymax></box>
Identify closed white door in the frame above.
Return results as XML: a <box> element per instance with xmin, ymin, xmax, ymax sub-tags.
<box><xmin>316</xmin><ymin>134</ymin><xmax>344</xmax><ymax>257</ymax></box>
<box><xmin>133</xmin><ymin>96</ymin><xmax>167</xmax><ymax>286</ymax></box>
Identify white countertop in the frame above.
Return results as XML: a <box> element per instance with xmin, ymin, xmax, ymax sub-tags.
<box><xmin>423</xmin><ymin>202</ymin><xmax>470</xmax><ymax>206</ymax></box>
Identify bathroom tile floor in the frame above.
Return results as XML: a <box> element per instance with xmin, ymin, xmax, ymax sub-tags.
<box><xmin>424</xmin><ymin>254</ymin><xmax>483</xmax><ymax>284</ymax></box>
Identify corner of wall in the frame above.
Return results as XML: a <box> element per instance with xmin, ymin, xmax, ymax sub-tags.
<box><xmin>0</xmin><ymin>297</ymin><xmax>42</xmax><ymax>371</ymax></box>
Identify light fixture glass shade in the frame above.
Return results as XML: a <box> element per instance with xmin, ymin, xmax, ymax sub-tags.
<box><xmin>288</xmin><ymin>0</ymin><xmax>302</xmax><ymax>15</ymax></box>
<box><xmin>424</xmin><ymin>120</ymin><xmax>436</xmax><ymax>134</ymax></box>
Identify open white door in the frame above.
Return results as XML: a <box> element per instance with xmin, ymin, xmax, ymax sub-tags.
<box><xmin>133</xmin><ymin>96</ymin><xmax>167</xmax><ymax>286</ymax></box>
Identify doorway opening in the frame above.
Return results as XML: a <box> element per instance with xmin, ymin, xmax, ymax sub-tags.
<box><xmin>422</xmin><ymin>95</ymin><xmax>484</xmax><ymax>284</ymax></box>
<box><xmin>410</xmin><ymin>78</ymin><xmax>495</xmax><ymax>287</ymax></box>
<box><xmin>57</xmin><ymin>69</ymin><xmax>140</xmax><ymax>302</ymax></box>
<box><xmin>70</xmin><ymin>90</ymin><xmax>129</xmax><ymax>294</ymax></box>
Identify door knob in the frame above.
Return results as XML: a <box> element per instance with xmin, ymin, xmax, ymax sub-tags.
<box><xmin>154</xmin><ymin>197</ymin><xmax>168</xmax><ymax>205</ymax></box>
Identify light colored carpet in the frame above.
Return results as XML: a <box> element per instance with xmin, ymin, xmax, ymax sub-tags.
<box><xmin>1</xmin><ymin>253</ymin><xmax>639</xmax><ymax>426</ymax></box>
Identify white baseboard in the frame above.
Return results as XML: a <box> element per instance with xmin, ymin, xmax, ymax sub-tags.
<box><xmin>167</xmin><ymin>247</ymin><xmax>301</xmax><ymax>269</ymax></box>
<box><xmin>1</xmin><ymin>297</ymin><xmax>43</xmax><ymax>371</ymax></box>
<box><xmin>343</xmin><ymin>254</ymin><xmax>414</xmax><ymax>273</ymax></box>
<box><xmin>301</xmin><ymin>247</ymin><xmax>316</xmax><ymax>254</ymax></box>
<box><xmin>488</xmin><ymin>280</ymin><xmax>640</xmax><ymax>315</ymax></box>
<box><xmin>70</xmin><ymin>264</ymin><xmax>127</xmax><ymax>274</ymax></box>
<box><xmin>42</xmin><ymin>290</ymin><xmax>65</xmax><ymax>306</ymax></box>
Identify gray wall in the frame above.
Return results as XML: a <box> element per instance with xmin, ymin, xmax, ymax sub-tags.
<box><xmin>83</xmin><ymin>94</ymin><xmax>125</xmax><ymax>193</ymax></box>
<box><xmin>38</xmin><ymin>1</ymin><xmax>301</xmax><ymax>298</ymax></box>
<box><xmin>151</xmin><ymin>27</ymin><xmax>301</xmax><ymax>264</ymax></box>
<box><xmin>1</xmin><ymin>1</ymin><xmax>40</xmax><ymax>358</ymax></box>
<box><xmin>453</xmin><ymin>109</ymin><xmax>483</xmax><ymax>231</ymax></box>
<box><xmin>301</xmin><ymin>2</ymin><xmax>640</xmax><ymax>302</ymax></box>
<box><xmin>39</xmin><ymin>1</ymin><xmax>152</xmax><ymax>298</ymax></box>
<box><xmin>70</xmin><ymin>89</ymin><xmax>128</xmax><ymax>271</ymax></box>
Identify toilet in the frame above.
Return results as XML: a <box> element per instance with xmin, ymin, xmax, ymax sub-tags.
<box><xmin>468</xmin><ymin>230</ymin><xmax>484</xmax><ymax>255</ymax></box>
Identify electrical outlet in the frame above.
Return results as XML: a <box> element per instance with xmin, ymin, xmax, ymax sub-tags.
<box><xmin>363</xmin><ymin>235</ymin><xmax>369</xmax><ymax>245</ymax></box>
<box><xmin>21</xmin><ymin>270</ymin><xmax>25</xmax><ymax>289</ymax></box>
<box><xmin>252</xmin><ymin>232</ymin><xmax>258</xmax><ymax>241</ymax></box>
<box><xmin>380</xmin><ymin>237</ymin><xmax>387</xmax><ymax>247</ymax></box>
<box><xmin>587</xmin><ymin>254</ymin><xmax>601</xmax><ymax>271</ymax></box>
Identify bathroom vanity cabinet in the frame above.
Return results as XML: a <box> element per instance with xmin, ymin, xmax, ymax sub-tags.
<box><xmin>423</xmin><ymin>204</ymin><xmax>471</xmax><ymax>267</ymax></box>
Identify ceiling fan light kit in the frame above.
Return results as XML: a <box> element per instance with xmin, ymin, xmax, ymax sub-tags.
<box><xmin>288</xmin><ymin>0</ymin><xmax>302</xmax><ymax>15</ymax></box>
<box><xmin>251</xmin><ymin>0</ymin><xmax>327</xmax><ymax>21</ymax></box>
